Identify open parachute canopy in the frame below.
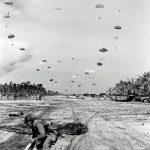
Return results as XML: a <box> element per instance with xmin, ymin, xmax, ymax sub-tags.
<box><xmin>92</xmin><ymin>83</ymin><xmax>96</xmax><ymax>86</ymax></box>
<box><xmin>97</xmin><ymin>62</ymin><xmax>103</xmax><ymax>66</ymax></box>
<box><xmin>85</xmin><ymin>69</ymin><xmax>94</xmax><ymax>75</ymax></box>
<box><xmin>99</xmin><ymin>48</ymin><xmax>108</xmax><ymax>52</ymax></box>
<box><xmin>71</xmin><ymin>80</ymin><xmax>75</xmax><ymax>83</ymax></box>
<box><xmin>19</xmin><ymin>48</ymin><xmax>25</xmax><ymax>51</ymax></box>
<box><xmin>8</xmin><ymin>34</ymin><xmax>15</xmax><ymax>39</ymax></box>
<box><xmin>114</xmin><ymin>25</ymin><xmax>122</xmax><ymax>29</ymax></box>
<box><xmin>4</xmin><ymin>1</ymin><xmax>13</xmax><ymax>5</ymax></box>
<box><xmin>85</xmin><ymin>72</ymin><xmax>90</xmax><ymax>75</ymax></box>
<box><xmin>42</xmin><ymin>60</ymin><xmax>47</xmax><ymax>62</ymax></box>
<box><xmin>95</xmin><ymin>4</ymin><xmax>104</xmax><ymax>8</ymax></box>
<box><xmin>72</xmin><ymin>75</ymin><xmax>76</xmax><ymax>78</ymax></box>
<box><xmin>55</xmin><ymin>8</ymin><xmax>62</xmax><ymax>10</ymax></box>
<box><xmin>78</xmin><ymin>84</ymin><xmax>82</xmax><ymax>87</ymax></box>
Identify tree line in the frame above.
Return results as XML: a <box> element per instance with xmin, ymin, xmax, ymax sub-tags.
<box><xmin>108</xmin><ymin>71</ymin><xmax>150</xmax><ymax>95</ymax></box>
<box><xmin>0</xmin><ymin>81</ymin><xmax>47</xmax><ymax>97</ymax></box>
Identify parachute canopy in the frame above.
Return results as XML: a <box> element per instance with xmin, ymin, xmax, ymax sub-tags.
<box><xmin>4</xmin><ymin>1</ymin><xmax>13</xmax><ymax>5</ymax></box>
<box><xmin>71</xmin><ymin>80</ymin><xmax>75</xmax><ymax>83</ymax></box>
<box><xmin>95</xmin><ymin>4</ymin><xmax>104</xmax><ymax>8</ymax></box>
<box><xmin>92</xmin><ymin>83</ymin><xmax>96</xmax><ymax>86</ymax></box>
<box><xmin>97</xmin><ymin>62</ymin><xmax>103</xmax><ymax>66</ymax></box>
<box><xmin>99</xmin><ymin>48</ymin><xmax>108</xmax><ymax>52</ymax></box>
<box><xmin>85</xmin><ymin>72</ymin><xmax>89</xmax><ymax>75</ymax></box>
<box><xmin>85</xmin><ymin>69</ymin><xmax>94</xmax><ymax>74</ymax></box>
<box><xmin>114</xmin><ymin>25</ymin><xmax>122</xmax><ymax>29</ymax></box>
<box><xmin>50</xmin><ymin>79</ymin><xmax>53</xmax><ymax>81</ymax></box>
<box><xmin>8</xmin><ymin>34</ymin><xmax>15</xmax><ymax>39</ymax></box>
<box><xmin>42</xmin><ymin>60</ymin><xmax>47</xmax><ymax>62</ymax></box>
<box><xmin>19</xmin><ymin>48</ymin><xmax>25</xmax><ymax>51</ymax></box>
<box><xmin>72</xmin><ymin>75</ymin><xmax>76</xmax><ymax>78</ymax></box>
<box><xmin>55</xmin><ymin>8</ymin><xmax>62</xmax><ymax>10</ymax></box>
<box><xmin>78</xmin><ymin>84</ymin><xmax>82</xmax><ymax>87</ymax></box>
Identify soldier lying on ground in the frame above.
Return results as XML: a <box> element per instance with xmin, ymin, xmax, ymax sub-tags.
<box><xmin>24</xmin><ymin>114</ymin><xmax>59</xmax><ymax>150</ymax></box>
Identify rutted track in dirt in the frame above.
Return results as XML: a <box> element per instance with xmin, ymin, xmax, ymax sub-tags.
<box><xmin>1</xmin><ymin>96</ymin><xmax>150</xmax><ymax>150</ymax></box>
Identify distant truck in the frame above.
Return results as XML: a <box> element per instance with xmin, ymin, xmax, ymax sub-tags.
<box><xmin>108</xmin><ymin>93</ymin><xmax>150</xmax><ymax>103</ymax></box>
<box><xmin>108</xmin><ymin>94</ymin><xmax>135</xmax><ymax>102</ymax></box>
<box><xmin>134</xmin><ymin>95</ymin><xmax>150</xmax><ymax>103</ymax></box>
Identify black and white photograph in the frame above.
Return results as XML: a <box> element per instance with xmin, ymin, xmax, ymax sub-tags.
<box><xmin>0</xmin><ymin>0</ymin><xmax>150</xmax><ymax>149</ymax></box>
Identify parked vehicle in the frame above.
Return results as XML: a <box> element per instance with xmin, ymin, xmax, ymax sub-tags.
<box><xmin>108</xmin><ymin>94</ymin><xmax>135</xmax><ymax>102</ymax></box>
<box><xmin>134</xmin><ymin>95</ymin><xmax>150</xmax><ymax>103</ymax></box>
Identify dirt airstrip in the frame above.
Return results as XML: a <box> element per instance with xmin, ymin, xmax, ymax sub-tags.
<box><xmin>1</xmin><ymin>96</ymin><xmax>150</xmax><ymax>150</ymax></box>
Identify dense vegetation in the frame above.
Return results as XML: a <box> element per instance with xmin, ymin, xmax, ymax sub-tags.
<box><xmin>109</xmin><ymin>72</ymin><xmax>150</xmax><ymax>95</ymax></box>
<box><xmin>0</xmin><ymin>81</ymin><xmax>47</xmax><ymax>97</ymax></box>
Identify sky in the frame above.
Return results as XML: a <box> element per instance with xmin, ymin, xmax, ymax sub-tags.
<box><xmin>0</xmin><ymin>0</ymin><xmax>150</xmax><ymax>94</ymax></box>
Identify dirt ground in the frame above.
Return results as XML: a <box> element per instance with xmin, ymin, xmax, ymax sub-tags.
<box><xmin>1</xmin><ymin>95</ymin><xmax>150</xmax><ymax>150</ymax></box>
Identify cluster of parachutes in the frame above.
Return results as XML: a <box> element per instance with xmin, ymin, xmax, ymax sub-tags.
<box><xmin>95</xmin><ymin>3</ymin><xmax>122</xmax><ymax>68</ymax></box>
<box><xmin>3</xmin><ymin>0</ymin><xmax>26</xmax><ymax>51</ymax></box>
<box><xmin>34</xmin><ymin>2</ymin><xmax>122</xmax><ymax>92</ymax></box>
<box><xmin>69</xmin><ymin>3</ymin><xmax>122</xmax><ymax>91</ymax></box>
<box><xmin>2</xmin><ymin>1</ymin><xmax>122</xmax><ymax>93</ymax></box>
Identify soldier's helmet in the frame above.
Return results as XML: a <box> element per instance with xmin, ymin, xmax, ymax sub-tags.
<box><xmin>24</xmin><ymin>114</ymin><xmax>36</xmax><ymax>124</ymax></box>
